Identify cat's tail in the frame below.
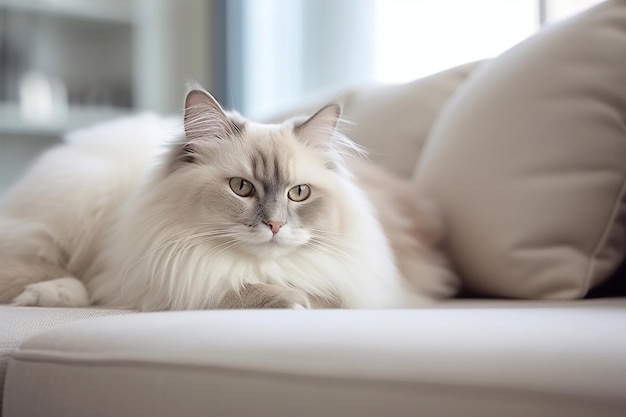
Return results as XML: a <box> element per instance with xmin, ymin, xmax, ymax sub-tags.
<box><xmin>0</xmin><ymin>254</ymin><xmax>90</xmax><ymax>307</ymax></box>
<box><xmin>397</xmin><ymin>287</ymin><xmax>454</xmax><ymax>309</ymax></box>
<box><xmin>0</xmin><ymin>254</ymin><xmax>71</xmax><ymax>303</ymax></box>
<box><xmin>395</xmin><ymin>260</ymin><xmax>460</xmax><ymax>309</ymax></box>
<box><xmin>64</xmin><ymin>113</ymin><xmax>176</xmax><ymax>160</ymax></box>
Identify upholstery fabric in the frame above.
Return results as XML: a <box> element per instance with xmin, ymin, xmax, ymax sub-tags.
<box><xmin>416</xmin><ymin>0</ymin><xmax>626</xmax><ymax>299</ymax></box>
<box><xmin>341</xmin><ymin>61</ymin><xmax>481</xmax><ymax>178</ymax></box>
<box><xmin>0</xmin><ymin>306</ymin><xmax>132</xmax><ymax>414</ymax></box>
<box><xmin>4</xmin><ymin>302</ymin><xmax>626</xmax><ymax>417</ymax></box>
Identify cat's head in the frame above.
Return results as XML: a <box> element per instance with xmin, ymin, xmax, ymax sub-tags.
<box><xmin>159</xmin><ymin>88</ymin><xmax>360</xmax><ymax>258</ymax></box>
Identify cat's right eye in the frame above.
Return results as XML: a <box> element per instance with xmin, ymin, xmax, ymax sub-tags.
<box><xmin>229</xmin><ymin>177</ymin><xmax>255</xmax><ymax>197</ymax></box>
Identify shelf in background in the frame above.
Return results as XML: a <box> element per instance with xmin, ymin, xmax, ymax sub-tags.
<box><xmin>0</xmin><ymin>103</ymin><xmax>133</xmax><ymax>137</ymax></box>
<box><xmin>0</xmin><ymin>0</ymin><xmax>133</xmax><ymax>23</ymax></box>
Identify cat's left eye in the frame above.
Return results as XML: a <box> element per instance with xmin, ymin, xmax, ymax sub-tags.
<box><xmin>287</xmin><ymin>184</ymin><xmax>311</xmax><ymax>202</ymax></box>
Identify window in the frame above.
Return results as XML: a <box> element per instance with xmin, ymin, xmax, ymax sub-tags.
<box><xmin>375</xmin><ymin>0</ymin><xmax>538</xmax><ymax>83</ymax></box>
<box><xmin>374</xmin><ymin>0</ymin><xmax>604</xmax><ymax>84</ymax></box>
<box><xmin>544</xmin><ymin>0</ymin><xmax>606</xmax><ymax>21</ymax></box>
<box><xmin>230</xmin><ymin>0</ymin><xmax>607</xmax><ymax>117</ymax></box>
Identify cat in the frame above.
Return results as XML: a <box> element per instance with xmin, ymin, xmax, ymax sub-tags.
<box><xmin>0</xmin><ymin>87</ymin><xmax>458</xmax><ymax>310</ymax></box>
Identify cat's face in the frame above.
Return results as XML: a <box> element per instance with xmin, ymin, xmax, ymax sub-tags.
<box><xmin>196</xmin><ymin>124</ymin><xmax>340</xmax><ymax>257</ymax></box>
<box><xmin>162</xmin><ymin>89</ymin><xmax>349</xmax><ymax>258</ymax></box>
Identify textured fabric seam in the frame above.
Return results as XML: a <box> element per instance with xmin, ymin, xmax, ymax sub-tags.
<box><xmin>583</xmin><ymin>172</ymin><xmax>626</xmax><ymax>297</ymax></box>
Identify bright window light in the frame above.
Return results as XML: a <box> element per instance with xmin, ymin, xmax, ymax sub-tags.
<box><xmin>375</xmin><ymin>0</ymin><xmax>539</xmax><ymax>83</ymax></box>
<box><xmin>545</xmin><ymin>0</ymin><xmax>605</xmax><ymax>22</ymax></box>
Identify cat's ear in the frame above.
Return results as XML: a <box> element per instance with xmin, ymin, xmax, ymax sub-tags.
<box><xmin>294</xmin><ymin>103</ymin><xmax>342</xmax><ymax>150</ymax></box>
<box><xmin>183</xmin><ymin>88</ymin><xmax>235</xmax><ymax>142</ymax></box>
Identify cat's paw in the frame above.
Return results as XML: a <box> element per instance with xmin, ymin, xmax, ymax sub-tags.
<box><xmin>11</xmin><ymin>277</ymin><xmax>90</xmax><ymax>307</ymax></box>
<box><xmin>262</xmin><ymin>287</ymin><xmax>311</xmax><ymax>309</ymax></box>
<box><xmin>219</xmin><ymin>284</ymin><xmax>311</xmax><ymax>309</ymax></box>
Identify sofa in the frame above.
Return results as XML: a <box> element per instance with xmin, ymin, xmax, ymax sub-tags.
<box><xmin>2</xmin><ymin>1</ymin><xmax>626</xmax><ymax>416</ymax></box>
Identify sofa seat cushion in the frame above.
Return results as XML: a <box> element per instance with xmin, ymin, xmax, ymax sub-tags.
<box><xmin>0</xmin><ymin>306</ymin><xmax>133</xmax><ymax>415</ymax></box>
<box><xmin>4</xmin><ymin>301</ymin><xmax>626</xmax><ymax>417</ymax></box>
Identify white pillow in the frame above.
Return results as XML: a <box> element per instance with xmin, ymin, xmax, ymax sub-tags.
<box><xmin>415</xmin><ymin>0</ymin><xmax>626</xmax><ymax>299</ymax></box>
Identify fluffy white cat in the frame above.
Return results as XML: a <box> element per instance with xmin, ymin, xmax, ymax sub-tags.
<box><xmin>0</xmin><ymin>89</ymin><xmax>458</xmax><ymax>310</ymax></box>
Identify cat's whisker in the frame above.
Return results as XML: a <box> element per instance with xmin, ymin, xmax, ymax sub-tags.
<box><xmin>309</xmin><ymin>233</ymin><xmax>352</xmax><ymax>244</ymax></box>
<box><xmin>308</xmin><ymin>228</ymin><xmax>353</xmax><ymax>240</ymax></box>
<box><xmin>210</xmin><ymin>239</ymin><xmax>244</xmax><ymax>258</ymax></box>
<box><xmin>308</xmin><ymin>235</ymin><xmax>358</xmax><ymax>252</ymax></box>
<box><xmin>311</xmin><ymin>238</ymin><xmax>362</xmax><ymax>260</ymax></box>
<box><xmin>306</xmin><ymin>238</ymin><xmax>362</xmax><ymax>268</ymax></box>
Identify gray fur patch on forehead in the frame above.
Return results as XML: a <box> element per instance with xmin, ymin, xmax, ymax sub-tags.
<box><xmin>249</xmin><ymin>137</ymin><xmax>291</xmax><ymax>187</ymax></box>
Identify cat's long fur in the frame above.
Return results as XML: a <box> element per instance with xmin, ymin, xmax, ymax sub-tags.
<box><xmin>0</xmin><ymin>89</ymin><xmax>458</xmax><ymax>310</ymax></box>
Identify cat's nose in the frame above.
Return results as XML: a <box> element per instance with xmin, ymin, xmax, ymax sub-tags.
<box><xmin>264</xmin><ymin>220</ymin><xmax>284</xmax><ymax>234</ymax></box>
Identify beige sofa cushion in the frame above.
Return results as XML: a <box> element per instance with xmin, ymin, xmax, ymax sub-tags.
<box><xmin>0</xmin><ymin>306</ymin><xmax>132</xmax><ymax>414</ymax></box>
<box><xmin>4</xmin><ymin>304</ymin><xmax>626</xmax><ymax>417</ymax></box>
<box><xmin>341</xmin><ymin>61</ymin><xmax>480</xmax><ymax>178</ymax></box>
<box><xmin>416</xmin><ymin>0</ymin><xmax>626</xmax><ymax>299</ymax></box>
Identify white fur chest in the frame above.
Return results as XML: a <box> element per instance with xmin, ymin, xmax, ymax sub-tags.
<box><xmin>100</xmin><ymin>232</ymin><xmax>401</xmax><ymax>311</ymax></box>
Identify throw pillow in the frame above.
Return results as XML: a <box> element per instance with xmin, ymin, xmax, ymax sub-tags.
<box><xmin>415</xmin><ymin>0</ymin><xmax>626</xmax><ymax>299</ymax></box>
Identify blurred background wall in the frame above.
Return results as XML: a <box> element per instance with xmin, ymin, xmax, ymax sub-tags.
<box><xmin>0</xmin><ymin>0</ymin><xmax>604</xmax><ymax>192</ymax></box>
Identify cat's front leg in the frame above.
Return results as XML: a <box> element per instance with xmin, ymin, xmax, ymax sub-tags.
<box><xmin>218</xmin><ymin>283</ymin><xmax>310</xmax><ymax>309</ymax></box>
